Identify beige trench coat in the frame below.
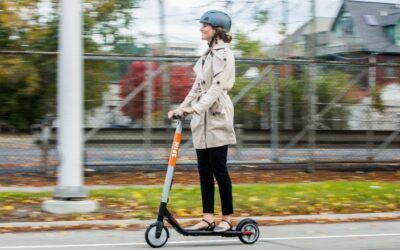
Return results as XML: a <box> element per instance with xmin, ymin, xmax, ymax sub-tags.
<box><xmin>178</xmin><ymin>41</ymin><xmax>236</xmax><ymax>149</ymax></box>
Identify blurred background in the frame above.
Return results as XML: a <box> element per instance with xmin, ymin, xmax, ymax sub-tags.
<box><xmin>1</xmin><ymin>0</ymin><xmax>400</xmax><ymax>173</ymax></box>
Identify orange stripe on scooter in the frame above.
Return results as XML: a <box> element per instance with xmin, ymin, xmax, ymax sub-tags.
<box><xmin>168</xmin><ymin>133</ymin><xmax>182</xmax><ymax>167</ymax></box>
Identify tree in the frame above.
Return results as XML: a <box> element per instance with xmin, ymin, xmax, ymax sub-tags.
<box><xmin>231</xmin><ymin>33</ymin><xmax>357</xmax><ymax>129</ymax></box>
<box><xmin>0</xmin><ymin>0</ymin><xmax>140</xmax><ymax>129</ymax></box>
<box><xmin>231</xmin><ymin>32</ymin><xmax>268</xmax><ymax>128</ymax></box>
<box><xmin>232</xmin><ymin>68</ymin><xmax>357</xmax><ymax>130</ymax></box>
<box><xmin>118</xmin><ymin>62</ymin><xmax>193</xmax><ymax>123</ymax></box>
<box><xmin>0</xmin><ymin>56</ymin><xmax>40</xmax><ymax>129</ymax></box>
<box><xmin>118</xmin><ymin>62</ymin><xmax>162</xmax><ymax>121</ymax></box>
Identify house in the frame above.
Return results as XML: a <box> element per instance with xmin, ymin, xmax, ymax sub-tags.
<box><xmin>271</xmin><ymin>16</ymin><xmax>334</xmax><ymax>78</ymax></box>
<box><xmin>149</xmin><ymin>42</ymin><xmax>198</xmax><ymax>56</ymax></box>
<box><xmin>323</xmin><ymin>0</ymin><xmax>400</xmax><ymax>87</ymax></box>
<box><xmin>273</xmin><ymin>0</ymin><xmax>400</xmax><ymax>130</ymax></box>
<box><xmin>271</xmin><ymin>17</ymin><xmax>334</xmax><ymax>59</ymax></box>
<box><xmin>323</xmin><ymin>0</ymin><xmax>400</xmax><ymax>130</ymax></box>
<box><xmin>277</xmin><ymin>0</ymin><xmax>400</xmax><ymax>85</ymax></box>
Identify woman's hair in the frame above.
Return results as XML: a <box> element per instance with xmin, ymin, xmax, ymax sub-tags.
<box><xmin>214</xmin><ymin>27</ymin><xmax>232</xmax><ymax>43</ymax></box>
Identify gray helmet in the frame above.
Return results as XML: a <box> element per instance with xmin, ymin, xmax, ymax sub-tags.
<box><xmin>200</xmin><ymin>10</ymin><xmax>232</xmax><ymax>32</ymax></box>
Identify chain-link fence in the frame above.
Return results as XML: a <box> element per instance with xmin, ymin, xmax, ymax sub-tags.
<box><xmin>1</xmin><ymin>52</ymin><xmax>400</xmax><ymax>173</ymax></box>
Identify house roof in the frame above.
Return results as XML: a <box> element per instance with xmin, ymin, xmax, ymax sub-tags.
<box><xmin>343</xmin><ymin>0</ymin><xmax>400</xmax><ymax>53</ymax></box>
<box><xmin>301</xmin><ymin>17</ymin><xmax>334</xmax><ymax>35</ymax></box>
<box><xmin>380</xmin><ymin>12</ymin><xmax>400</xmax><ymax>26</ymax></box>
<box><xmin>277</xmin><ymin>17</ymin><xmax>333</xmax><ymax>47</ymax></box>
<box><xmin>270</xmin><ymin>17</ymin><xmax>334</xmax><ymax>58</ymax></box>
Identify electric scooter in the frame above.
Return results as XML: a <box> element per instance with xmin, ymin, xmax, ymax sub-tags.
<box><xmin>145</xmin><ymin>114</ymin><xmax>260</xmax><ymax>248</ymax></box>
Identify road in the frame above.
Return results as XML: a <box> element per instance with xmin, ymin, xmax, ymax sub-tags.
<box><xmin>1</xmin><ymin>143</ymin><xmax>400</xmax><ymax>171</ymax></box>
<box><xmin>0</xmin><ymin>221</ymin><xmax>399</xmax><ymax>250</ymax></box>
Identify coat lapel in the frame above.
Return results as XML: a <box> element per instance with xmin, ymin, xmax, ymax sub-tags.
<box><xmin>193</xmin><ymin>57</ymin><xmax>203</xmax><ymax>79</ymax></box>
<box><xmin>193</xmin><ymin>41</ymin><xmax>229</xmax><ymax>84</ymax></box>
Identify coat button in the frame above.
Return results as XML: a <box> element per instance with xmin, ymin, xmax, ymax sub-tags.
<box><xmin>224</xmin><ymin>58</ymin><xmax>226</xmax><ymax>61</ymax></box>
<box><xmin>217</xmin><ymin>81</ymin><xmax>220</xmax><ymax>84</ymax></box>
<box><xmin>202</xmin><ymin>81</ymin><xmax>205</xmax><ymax>84</ymax></box>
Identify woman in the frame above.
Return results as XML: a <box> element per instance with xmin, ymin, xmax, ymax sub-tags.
<box><xmin>168</xmin><ymin>10</ymin><xmax>236</xmax><ymax>233</ymax></box>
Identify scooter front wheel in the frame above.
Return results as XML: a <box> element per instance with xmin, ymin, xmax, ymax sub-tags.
<box><xmin>237</xmin><ymin>220</ymin><xmax>260</xmax><ymax>244</ymax></box>
<box><xmin>145</xmin><ymin>223</ymin><xmax>169</xmax><ymax>248</ymax></box>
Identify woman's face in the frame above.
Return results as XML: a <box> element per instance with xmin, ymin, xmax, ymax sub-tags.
<box><xmin>200</xmin><ymin>23</ymin><xmax>215</xmax><ymax>41</ymax></box>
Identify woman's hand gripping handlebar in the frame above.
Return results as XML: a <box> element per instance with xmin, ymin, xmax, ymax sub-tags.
<box><xmin>167</xmin><ymin>107</ymin><xmax>194</xmax><ymax>120</ymax></box>
<box><xmin>171</xmin><ymin>113</ymin><xmax>188</xmax><ymax>120</ymax></box>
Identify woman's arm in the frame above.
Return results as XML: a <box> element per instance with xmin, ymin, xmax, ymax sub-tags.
<box><xmin>177</xmin><ymin>76</ymin><xmax>202</xmax><ymax>110</ymax></box>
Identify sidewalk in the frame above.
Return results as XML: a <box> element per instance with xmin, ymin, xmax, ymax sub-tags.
<box><xmin>0</xmin><ymin>185</ymin><xmax>161</xmax><ymax>192</ymax></box>
<box><xmin>1</xmin><ymin>212</ymin><xmax>400</xmax><ymax>232</ymax></box>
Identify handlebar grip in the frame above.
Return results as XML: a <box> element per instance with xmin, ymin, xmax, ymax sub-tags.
<box><xmin>172</xmin><ymin>112</ymin><xmax>188</xmax><ymax>120</ymax></box>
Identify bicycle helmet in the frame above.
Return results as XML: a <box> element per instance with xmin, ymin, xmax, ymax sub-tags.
<box><xmin>200</xmin><ymin>10</ymin><xmax>231</xmax><ymax>32</ymax></box>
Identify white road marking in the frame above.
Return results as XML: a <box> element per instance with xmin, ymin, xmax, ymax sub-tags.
<box><xmin>0</xmin><ymin>233</ymin><xmax>399</xmax><ymax>249</ymax></box>
<box><xmin>259</xmin><ymin>233</ymin><xmax>400</xmax><ymax>241</ymax></box>
<box><xmin>0</xmin><ymin>243</ymin><xmax>146</xmax><ymax>249</ymax></box>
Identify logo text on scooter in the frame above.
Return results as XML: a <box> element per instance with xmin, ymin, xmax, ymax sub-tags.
<box><xmin>171</xmin><ymin>141</ymin><xmax>180</xmax><ymax>158</ymax></box>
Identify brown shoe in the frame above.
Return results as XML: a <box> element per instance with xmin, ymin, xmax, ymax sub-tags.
<box><xmin>185</xmin><ymin>219</ymin><xmax>215</xmax><ymax>231</ymax></box>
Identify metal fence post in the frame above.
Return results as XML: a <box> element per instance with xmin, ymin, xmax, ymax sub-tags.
<box><xmin>283</xmin><ymin>64</ymin><xmax>293</xmax><ymax>129</ymax></box>
<box><xmin>234</xmin><ymin>124</ymin><xmax>243</xmax><ymax>160</ymax></box>
<box><xmin>307</xmin><ymin>63</ymin><xmax>317</xmax><ymax>172</ymax></box>
<box><xmin>39</xmin><ymin>117</ymin><xmax>51</xmax><ymax>176</ymax></box>
<box><xmin>270</xmin><ymin>66</ymin><xmax>279</xmax><ymax>161</ymax></box>
<box><xmin>367</xmin><ymin>54</ymin><xmax>376</xmax><ymax>161</ymax></box>
<box><xmin>144</xmin><ymin>61</ymin><xmax>153</xmax><ymax>161</ymax></box>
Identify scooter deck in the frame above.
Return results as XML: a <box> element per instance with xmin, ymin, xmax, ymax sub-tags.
<box><xmin>180</xmin><ymin>229</ymin><xmax>242</xmax><ymax>237</ymax></box>
<box><xmin>161</xmin><ymin>208</ymin><xmax>245</xmax><ymax>237</ymax></box>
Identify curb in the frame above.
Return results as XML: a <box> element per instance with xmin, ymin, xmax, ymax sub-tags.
<box><xmin>0</xmin><ymin>185</ymin><xmax>163</xmax><ymax>192</ymax></box>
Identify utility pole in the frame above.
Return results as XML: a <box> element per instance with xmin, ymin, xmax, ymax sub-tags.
<box><xmin>307</xmin><ymin>0</ymin><xmax>317</xmax><ymax>172</ymax></box>
<box><xmin>310</xmin><ymin>0</ymin><xmax>317</xmax><ymax>58</ymax></box>
<box><xmin>282</xmin><ymin>0</ymin><xmax>293</xmax><ymax>130</ymax></box>
<box><xmin>42</xmin><ymin>0</ymin><xmax>98</xmax><ymax>214</ymax></box>
<box><xmin>281</xmin><ymin>0</ymin><xmax>288</xmax><ymax>41</ymax></box>
<box><xmin>159</xmin><ymin>0</ymin><xmax>169</xmax><ymax>126</ymax></box>
<box><xmin>225</xmin><ymin>0</ymin><xmax>233</xmax><ymax>15</ymax></box>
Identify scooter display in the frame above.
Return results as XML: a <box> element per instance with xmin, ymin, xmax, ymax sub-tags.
<box><xmin>144</xmin><ymin>114</ymin><xmax>260</xmax><ymax>248</ymax></box>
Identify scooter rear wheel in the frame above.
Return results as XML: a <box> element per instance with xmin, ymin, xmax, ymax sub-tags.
<box><xmin>145</xmin><ymin>223</ymin><xmax>169</xmax><ymax>248</ymax></box>
<box><xmin>238</xmin><ymin>221</ymin><xmax>260</xmax><ymax>244</ymax></box>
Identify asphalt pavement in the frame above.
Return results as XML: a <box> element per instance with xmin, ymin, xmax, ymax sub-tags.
<box><xmin>1</xmin><ymin>134</ymin><xmax>400</xmax><ymax>169</ymax></box>
<box><xmin>0</xmin><ymin>221</ymin><xmax>399</xmax><ymax>250</ymax></box>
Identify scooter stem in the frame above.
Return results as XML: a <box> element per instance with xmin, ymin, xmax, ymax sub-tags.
<box><xmin>160</xmin><ymin>117</ymin><xmax>184</xmax><ymax>204</ymax></box>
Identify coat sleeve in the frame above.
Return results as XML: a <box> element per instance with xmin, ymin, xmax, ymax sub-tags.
<box><xmin>177</xmin><ymin>76</ymin><xmax>202</xmax><ymax>110</ymax></box>
<box><xmin>192</xmin><ymin>52</ymin><xmax>234</xmax><ymax>115</ymax></box>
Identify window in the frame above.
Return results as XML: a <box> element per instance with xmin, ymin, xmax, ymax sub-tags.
<box><xmin>385</xmin><ymin>22</ymin><xmax>400</xmax><ymax>46</ymax></box>
<box><xmin>335</xmin><ymin>12</ymin><xmax>354</xmax><ymax>37</ymax></box>
<box><xmin>385</xmin><ymin>25</ymin><xmax>395</xmax><ymax>43</ymax></box>
<box><xmin>395</xmin><ymin>23</ymin><xmax>400</xmax><ymax>46</ymax></box>
<box><xmin>363</xmin><ymin>14</ymin><xmax>379</xmax><ymax>26</ymax></box>
<box><xmin>385</xmin><ymin>57</ymin><xmax>397</xmax><ymax>78</ymax></box>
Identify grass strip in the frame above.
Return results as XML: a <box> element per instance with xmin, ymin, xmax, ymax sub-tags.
<box><xmin>0</xmin><ymin>181</ymin><xmax>398</xmax><ymax>220</ymax></box>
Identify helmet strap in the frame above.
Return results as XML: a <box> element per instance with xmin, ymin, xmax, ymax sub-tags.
<box><xmin>208</xmin><ymin>31</ymin><xmax>218</xmax><ymax>48</ymax></box>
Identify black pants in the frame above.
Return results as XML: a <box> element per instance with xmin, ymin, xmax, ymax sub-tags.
<box><xmin>195</xmin><ymin>145</ymin><xmax>233</xmax><ymax>215</ymax></box>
